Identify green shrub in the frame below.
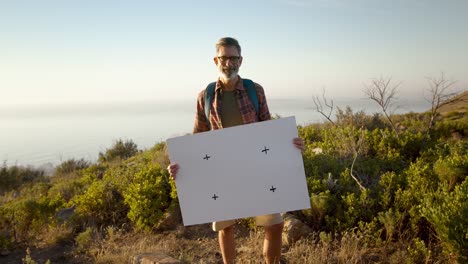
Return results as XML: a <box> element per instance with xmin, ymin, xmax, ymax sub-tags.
<box><xmin>0</xmin><ymin>232</ymin><xmax>11</xmax><ymax>250</ymax></box>
<box><xmin>19</xmin><ymin>182</ymin><xmax>51</xmax><ymax>200</ymax></box>
<box><xmin>298</xmin><ymin>125</ymin><xmax>322</xmax><ymax>145</ymax></box>
<box><xmin>338</xmin><ymin>188</ymin><xmax>375</xmax><ymax>231</ymax></box>
<box><xmin>407</xmin><ymin>238</ymin><xmax>432</xmax><ymax>264</ymax></box>
<box><xmin>420</xmin><ymin>178</ymin><xmax>468</xmax><ymax>262</ymax></box>
<box><xmin>71</xmin><ymin>179</ymin><xmax>127</xmax><ymax>226</ymax></box>
<box><xmin>303</xmin><ymin>191</ymin><xmax>330</xmax><ymax>229</ymax></box>
<box><xmin>393</xmin><ymin>159</ymin><xmax>437</xmax><ymax>238</ymax></box>
<box><xmin>75</xmin><ymin>227</ymin><xmax>93</xmax><ymax>253</ymax></box>
<box><xmin>433</xmin><ymin>141</ymin><xmax>467</xmax><ymax>190</ymax></box>
<box><xmin>55</xmin><ymin>158</ymin><xmax>90</xmax><ymax>176</ymax></box>
<box><xmin>335</xmin><ymin>106</ymin><xmax>387</xmax><ymax>130</ymax></box>
<box><xmin>47</xmin><ymin>178</ymin><xmax>84</xmax><ymax>202</ymax></box>
<box><xmin>378</xmin><ymin>171</ymin><xmax>406</xmax><ymax>209</ymax></box>
<box><xmin>377</xmin><ymin>208</ymin><xmax>404</xmax><ymax>242</ymax></box>
<box><xmin>123</xmin><ymin>164</ymin><xmax>172</xmax><ymax>231</ymax></box>
<box><xmin>433</xmin><ymin>119</ymin><xmax>467</xmax><ymax>139</ymax></box>
<box><xmin>0</xmin><ymin>197</ymin><xmax>63</xmax><ymax>242</ymax></box>
<box><xmin>303</xmin><ymin>153</ymin><xmax>344</xmax><ymax>182</ymax></box>
<box><xmin>0</xmin><ymin>165</ymin><xmax>45</xmax><ymax>195</ymax></box>
<box><xmin>98</xmin><ymin>139</ymin><xmax>139</xmax><ymax>163</ymax></box>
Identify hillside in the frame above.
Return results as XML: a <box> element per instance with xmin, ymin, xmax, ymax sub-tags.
<box><xmin>437</xmin><ymin>90</ymin><xmax>468</xmax><ymax>115</ymax></box>
<box><xmin>1</xmin><ymin>108</ymin><xmax>467</xmax><ymax>263</ymax></box>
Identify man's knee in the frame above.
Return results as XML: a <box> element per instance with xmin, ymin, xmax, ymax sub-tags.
<box><xmin>219</xmin><ymin>225</ymin><xmax>235</xmax><ymax>237</ymax></box>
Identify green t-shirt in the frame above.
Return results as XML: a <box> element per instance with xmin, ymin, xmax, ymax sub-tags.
<box><xmin>221</xmin><ymin>90</ymin><xmax>243</xmax><ymax>128</ymax></box>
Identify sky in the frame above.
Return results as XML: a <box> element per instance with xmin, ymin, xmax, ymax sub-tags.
<box><xmin>1</xmin><ymin>0</ymin><xmax>467</xmax><ymax>106</ymax></box>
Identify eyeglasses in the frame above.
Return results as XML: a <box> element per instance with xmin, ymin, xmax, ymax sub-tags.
<box><xmin>217</xmin><ymin>56</ymin><xmax>241</xmax><ymax>63</ymax></box>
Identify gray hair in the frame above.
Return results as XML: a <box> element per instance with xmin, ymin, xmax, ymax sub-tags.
<box><xmin>216</xmin><ymin>37</ymin><xmax>241</xmax><ymax>55</ymax></box>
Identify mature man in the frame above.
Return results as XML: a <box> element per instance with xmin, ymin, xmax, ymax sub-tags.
<box><xmin>168</xmin><ymin>37</ymin><xmax>304</xmax><ymax>264</ymax></box>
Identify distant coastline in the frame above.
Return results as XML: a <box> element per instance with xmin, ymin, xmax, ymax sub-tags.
<box><xmin>1</xmin><ymin>97</ymin><xmax>432</xmax><ymax>168</ymax></box>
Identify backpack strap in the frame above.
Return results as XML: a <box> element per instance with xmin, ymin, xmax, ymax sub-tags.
<box><xmin>242</xmin><ymin>79</ymin><xmax>259</xmax><ymax>114</ymax></box>
<box><xmin>204</xmin><ymin>82</ymin><xmax>216</xmax><ymax>124</ymax></box>
<box><xmin>203</xmin><ymin>79</ymin><xmax>259</xmax><ymax>129</ymax></box>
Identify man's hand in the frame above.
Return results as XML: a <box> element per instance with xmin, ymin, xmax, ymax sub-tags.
<box><xmin>167</xmin><ymin>163</ymin><xmax>179</xmax><ymax>180</ymax></box>
<box><xmin>293</xmin><ymin>137</ymin><xmax>304</xmax><ymax>152</ymax></box>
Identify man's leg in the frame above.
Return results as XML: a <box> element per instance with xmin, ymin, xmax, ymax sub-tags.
<box><xmin>263</xmin><ymin>222</ymin><xmax>284</xmax><ymax>264</ymax></box>
<box><xmin>218</xmin><ymin>225</ymin><xmax>236</xmax><ymax>264</ymax></box>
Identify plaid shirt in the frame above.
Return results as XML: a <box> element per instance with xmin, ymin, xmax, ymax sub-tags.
<box><xmin>193</xmin><ymin>76</ymin><xmax>271</xmax><ymax>133</ymax></box>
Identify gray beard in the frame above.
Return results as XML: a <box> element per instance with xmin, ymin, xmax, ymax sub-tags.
<box><xmin>219</xmin><ymin>68</ymin><xmax>239</xmax><ymax>81</ymax></box>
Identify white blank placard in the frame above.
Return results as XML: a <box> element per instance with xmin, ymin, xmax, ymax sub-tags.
<box><xmin>166</xmin><ymin>116</ymin><xmax>310</xmax><ymax>226</ymax></box>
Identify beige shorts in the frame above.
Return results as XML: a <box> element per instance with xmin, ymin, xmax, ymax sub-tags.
<box><xmin>212</xmin><ymin>213</ymin><xmax>283</xmax><ymax>231</ymax></box>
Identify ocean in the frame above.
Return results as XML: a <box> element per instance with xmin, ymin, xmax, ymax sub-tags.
<box><xmin>1</xmin><ymin>98</ymin><xmax>430</xmax><ymax>168</ymax></box>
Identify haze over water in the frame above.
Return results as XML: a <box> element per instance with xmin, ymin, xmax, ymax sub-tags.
<box><xmin>1</xmin><ymin>1</ymin><xmax>466</xmax><ymax>168</ymax></box>
<box><xmin>1</xmin><ymin>97</ymin><xmax>430</xmax><ymax>168</ymax></box>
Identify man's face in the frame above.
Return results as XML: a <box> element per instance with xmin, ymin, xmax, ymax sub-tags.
<box><xmin>214</xmin><ymin>46</ymin><xmax>242</xmax><ymax>81</ymax></box>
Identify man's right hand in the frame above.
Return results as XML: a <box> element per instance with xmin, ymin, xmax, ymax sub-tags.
<box><xmin>167</xmin><ymin>163</ymin><xmax>179</xmax><ymax>180</ymax></box>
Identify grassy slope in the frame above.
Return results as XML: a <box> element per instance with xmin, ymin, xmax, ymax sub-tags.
<box><xmin>2</xmin><ymin>94</ymin><xmax>467</xmax><ymax>263</ymax></box>
<box><xmin>76</xmin><ymin>97</ymin><xmax>467</xmax><ymax>263</ymax></box>
<box><xmin>437</xmin><ymin>90</ymin><xmax>468</xmax><ymax>115</ymax></box>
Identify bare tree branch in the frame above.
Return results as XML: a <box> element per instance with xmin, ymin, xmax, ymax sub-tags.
<box><xmin>364</xmin><ymin>76</ymin><xmax>401</xmax><ymax>138</ymax></box>
<box><xmin>334</xmin><ymin>126</ymin><xmax>367</xmax><ymax>191</ymax></box>
<box><xmin>424</xmin><ymin>72</ymin><xmax>459</xmax><ymax>140</ymax></box>
<box><xmin>312</xmin><ymin>87</ymin><xmax>336</xmax><ymax>125</ymax></box>
<box><xmin>350</xmin><ymin>128</ymin><xmax>366</xmax><ymax>192</ymax></box>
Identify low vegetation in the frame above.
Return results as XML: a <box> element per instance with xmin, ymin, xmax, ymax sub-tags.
<box><xmin>1</xmin><ymin>91</ymin><xmax>466</xmax><ymax>263</ymax></box>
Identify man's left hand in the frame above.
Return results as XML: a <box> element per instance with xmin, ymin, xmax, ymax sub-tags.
<box><xmin>293</xmin><ymin>137</ymin><xmax>304</xmax><ymax>152</ymax></box>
